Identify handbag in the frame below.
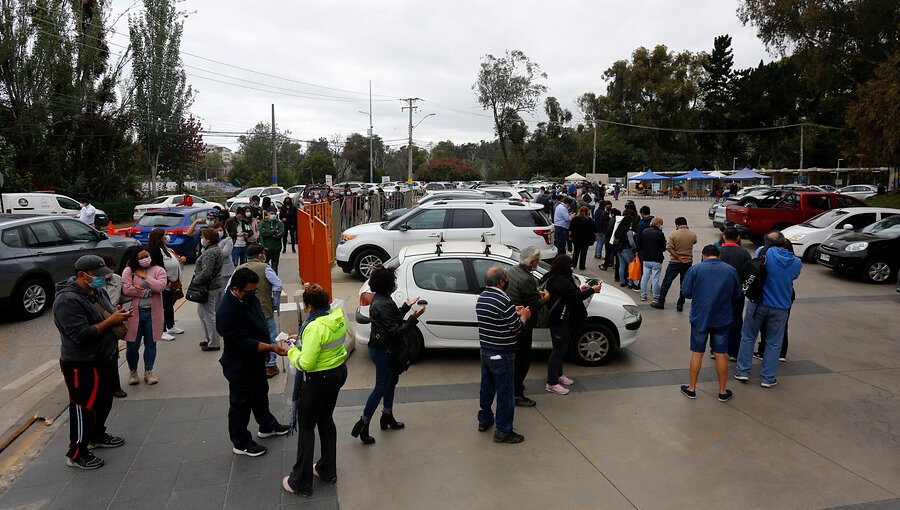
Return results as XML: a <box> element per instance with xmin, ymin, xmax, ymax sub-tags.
<box><xmin>628</xmin><ymin>254</ymin><xmax>642</xmax><ymax>282</ymax></box>
<box><xmin>93</xmin><ymin>301</ymin><xmax>127</xmax><ymax>339</ymax></box>
<box><xmin>386</xmin><ymin>335</ymin><xmax>411</xmax><ymax>375</ymax></box>
<box><xmin>169</xmin><ymin>280</ymin><xmax>185</xmax><ymax>301</ymax></box>
<box><xmin>185</xmin><ymin>279</ymin><xmax>209</xmax><ymax>303</ymax></box>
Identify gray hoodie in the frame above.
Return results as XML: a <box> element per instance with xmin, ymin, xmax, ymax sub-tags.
<box><xmin>53</xmin><ymin>278</ymin><xmax>118</xmax><ymax>363</ymax></box>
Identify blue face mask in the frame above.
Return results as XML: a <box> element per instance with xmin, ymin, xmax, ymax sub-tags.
<box><xmin>89</xmin><ymin>275</ymin><xmax>106</xmax><ymax>289</ymax></box>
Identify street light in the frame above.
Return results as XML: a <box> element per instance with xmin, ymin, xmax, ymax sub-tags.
<box><xmin>732</xmin><ymin>158</ymin><xmax>738</xmax><ymax>172</ymax></box>
<box><xmin>408</xmin><ymin>113</ymin><xmax>436</xmax><ymax>182</ymax></box>
<box><xmin>836</xmin><ymin>158</ymin><xmax>844</xmax><ymax>187</ymax></box>
<box><xmin>358</xmin><ymin>110</ymin><xmax>374</xmax><ymax>184</ymax></box>
<box><xmin>414</xmin><ymin>112</ymin><xmax>436</xmax><ymax>130</ymax></box>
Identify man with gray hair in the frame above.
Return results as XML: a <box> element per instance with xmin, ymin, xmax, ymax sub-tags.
<box><xmin>475</xmin><ymin>265</ymin><xmax>531</xmax><ymax>443</ymax></box>
<box><xmin>505</xmin><ymin>246</ymin><xmax>550</xmax><ymax>407</ymax></box>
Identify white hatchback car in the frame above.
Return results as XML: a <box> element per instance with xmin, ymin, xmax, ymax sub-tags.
<box><xmin>132</xmin><ymin>195</ymin><xmax>222</xmax><ymax>220</ymax></box>
<box><xmin>225</xmin><ymin>186</ymin><xmax>289</xmax><ymax>209</ymax></box>
<box><xmin>783</xmin><ymin>207</ymin><xmax>899</xmax><ymax>261</ymax></box>
<box><xmin>354</xmin><ymin>242</ymin><xmax>642</xmax><ymax>366</ymax></box>
<box><xmin>837</xmin><ymin>184</ymin><xmax>878</xmax><ymax>201</ymax></box>
<box><xmin>336</xmin><ymin>199</ymin><xmax>557</xmax><ymax>279</ymax></box>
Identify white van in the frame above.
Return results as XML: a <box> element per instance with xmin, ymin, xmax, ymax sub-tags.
<box><xmin>1</xmin><ymin>193</ymin><xmax>108</xmax><ymax>228</ymax></box>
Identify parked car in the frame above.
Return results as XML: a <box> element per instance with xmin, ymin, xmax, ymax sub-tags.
<box><xmin>817</xmin><ymin>214</ymin><xmax>900</xmax><ymax>283</ymax></box>
<box><xmin>478</xmin><ymin>186</ymin><xmax>534</xmax><ymax>201</ymax></box>
<box><xmin>424</xmin><ymin>182</ymin><xmax>450</xmax><ymax>192</ymax></box>
<box><xmin>225</xmin><ymin>186</ymin><xmax>289</xmax><ymax>208</ymax></box>
<box><xmin>1</xmin><ymin>192</ymin><xmax>109</xmax><ymax>229</ymax></box>
<box><xmin>354</xmin><ymin>241</ymin><xmax>642</xmax><ymax>365</ymax></box>
<box><xmin>228</xmin><ymin>200</ymin><xmax>283</xmax><ymax>215</ymax></box>
<box><xmin>336</xmin><ymin>199</ymin><xmax>556</xmax><ymax>279</ymax></box>
<box><xmin>0</xmin><ymin>215</ymin><xmax>140</xmax><ymax>320</ymax></box>
<box><xmin>837</xmin><ymin>184</ymin><xmax>879</xmax><ymax>200</ymax></box>
<box><xmin>127</xmin><ymin>207</ymin><xmax>214</xmax><ymax>261</ymax></box>
<box><xmin>382</xmin><ymin>190</ymin><xmax>501</xmax><ymax>222</ymax></box>
<box><xmin>132</xmin><ymin>194</ymin><xmax>221</xmax><ymax>220</ymax></box>
<box><xmin>783</xmin><ymin>207</ymin><xmax>899</xmax><ymax>262</ymax></box>
<box><xmin>287</xmin><ymin>185</ymin><xmax>306</xmax><ymax>203</ymax></box>
<box><xmin>725</xmin><ymin>192</ymin><xmax>866</xmax><ymax>242</ymax></box>
<box><xmin>299</xmin><ymin>185</ymin><xmax>334</xmax><ymax>204</ymax></box>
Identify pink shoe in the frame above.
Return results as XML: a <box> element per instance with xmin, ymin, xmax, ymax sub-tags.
<box><xmin>558</xmin><ymin>375</ymin><xmax>575</xmax><ymax>386</ymax></box>
<box><xmin>545</xmin><ymin>383</ymin><xmax>570</xmax><ymax>395</ymax></box>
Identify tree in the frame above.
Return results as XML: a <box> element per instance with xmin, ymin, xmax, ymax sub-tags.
<box><xmin>418</xmin><ymin>157</ymin><xmax>480</xmax><ymax>182</ymax></box>
<box><xmin>157</xmin><ymin>116</ymin><xmax>205</xmax><ymax>187</ymax></box>
<box><xmin>203</xmin><ymin>150</ymin><xmax>224</xmax><ymax>179</ymax></box>
<box><xmin>473</xmin><ymin>50</ymin><xmax>547</xmax><ymax>173</ymax></box>
<box><xmin>846</xmin><ymin>53</ymin><xmax>900</xmax><ymax>165</ymax></box>
<box><xmin>697</xmin><ymin>35</ymin><xmax>738</xmax><ymax>169</ymax></box>
<box><xmin>230</xmin><ymin>122</ymin><xmax>303</xmax><ymax>187</ymax></box>
<box><xmin>129</xmin><ymin>0</ymin><xmax>193</xmax><ymax>194</ymax></box>
<box><xmin>339</xmin><ymin>132</ymin><xmax>386</xmax><ymax>182</ymax></box>
<box><xmin>299</xmin><ymin>151</ymin><xmax>334</xmax><ymax>184</ymax></box>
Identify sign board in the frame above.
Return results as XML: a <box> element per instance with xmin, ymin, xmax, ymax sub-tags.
<box><xmin>325</xmin><ymin>174</ymin><xmax>333</xmax><ymax>187</ymax></box>
<box><xmin>835</xmin><ymin>179</ymin><xmax>843</xmax><ymax>186</ymax></box>
<box><xmin>407</xmin><ymin>177</ymin><xmax>413</xmax><ymax>184</ymax></box>
<box><xmin>381</xmin><ymin>176</ymin><xmax>390</xmax><ymax>184</ymax></box>
<box><xmin>652</xmin><ymin>182</ymin><xmax>660</xmax><ymax>194</ymax></box>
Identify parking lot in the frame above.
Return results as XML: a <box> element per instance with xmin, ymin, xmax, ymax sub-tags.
<box><xmin>0</xmin><ymin>198</ymin><xmax>898</xmax><ymax>509</ymax></box>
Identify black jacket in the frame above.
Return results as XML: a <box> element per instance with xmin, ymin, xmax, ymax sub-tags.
<box><xmin>546</xmin><ymin>273</ymin><xmax>594</xmax><ymax>326</ymax></box>
<box><xmin>216</xmin><ymin>290</ymin><xmax>270</xmax><ymax>370</ymax></box>
<box><xmin>53</xmin><ymin>279</ymin><xmax>118</xmax><ymax>363</ymax></box>
<box><xmin>641</xmin><ymin>226</ymin><xmax>667</xmax><ymax>263</ymax></box>
<box><xmin>634</xmin><ymin>216</ymin><xmax>654</xmax><ymax>254</ymax></box>
<box><xmin>368</xmin><ymin>293</ymin><xmax>418</xmax><ymax>350</ymax></box>
<box><xmin>569</xmin><ymin>216</ymin><xmax>596</xmax><ymax>245</ymax></box>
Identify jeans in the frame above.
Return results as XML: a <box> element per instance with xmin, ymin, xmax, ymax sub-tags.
<box><xmin>362</xmin><ymin>347</ymin><xmax>399</xmax><ymax>420</ymax></box>
<box><xmin>514</xmin><ymin>329</ymin><xmax>533</xmax><ymax>398</ymax></box>
<box><xmin>126</xmin><ymin>308</ymin><xmax>156</xmax><ymax>371</ymax></box>
<box><xmin>287</xmin><ymin>364</ymin><xmax>347</xmax><ymax>493</ymax></box>
<box><xmin>478</xmin><ymin>349</ymin><xmax>515</xmax><ymax>433</ymax></box>
<box><xmin>758</xmin><ymin>310</ymin><xmax>790</xmax><ymax>358</ymax></box>
<box><xmin>547</xmin><ymin>322</ymin><xmax>573</xmax><ymax>385</ymax></box>
<box><xmin>657</xmin><ymin>261</ymin><xmax>691</xmax><ymax>307</ymax></box>
<box><xmin>265</xmin><ymin>317</ymin><xmax>278</xmax><ymax>367</ymax></box>
<box><xmin>197</xmin><ymin>287</ymin><xmax>222</xmax><ymax>348</ymax></box>
<box><xmin>736</xmin><ymin>301</ymin><xmax>790</xmax><ymax>384</ymax></box>
<box><xmin>690</xmin><ymin>324</ymin><xmax>729</xmax><ymax>354</ymax></box>
<box><xmin>594</xmin><ymin>233</ymin><xmax>605</xmax><ymax>258</ymax></box>
<box><xmin>728</xmin><ymin>296</ymin><xmax>746</xmax><ymax>358</ymax></box>
<box><xmin>640</xmin><ymin>261</ymin><xmax>662</xmax><ymax>299</ymax></box>
<box><xmin>618</xmin><ymin>248</ymin><xmax>634</xmax><ymax>284</ymax></box>
<box><xmin>553</xmin><ymin>226</ymin><xmax>568</xmax><ymax>255</ymax></box>
<box><xmin>231</xmin><ymin>245</ymin><xmax>247</xmax><ymax>266</ymax></box>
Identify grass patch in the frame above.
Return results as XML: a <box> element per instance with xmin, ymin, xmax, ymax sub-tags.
<box><xmin>864</xmin><ymin>193</ymin><xmax>900</xmax><ymax>209</ymax></box>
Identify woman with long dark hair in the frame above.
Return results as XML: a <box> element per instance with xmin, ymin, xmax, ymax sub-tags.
<box><xmin>121</xmin><ymin>248</ymin><xmax>168</xmax><ymax>385</ymax></box>
<box><xmin>615</xmin><ymin>209</ymin><xmax>638</xmax><ymax>289</ymax></box>
<box><xmin>148</xmin><ymin>228</ymin><xmax>186</xmax><ymax>341</ymax></box>
<box><xmin>569</xmin><ymin>206</ymin><xmax>596</xmax><ymax>271</ymax></box>
<box><xmin>351</xmin><ymin>266</ymin><xmax>426</xmax><ymax>445</ymax></box>
<box><xmin>544</xmin><ymin>255</ymin><xmax>601</xmax><ymax>395</ymax></box>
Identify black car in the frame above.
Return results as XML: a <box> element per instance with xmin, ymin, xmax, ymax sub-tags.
<box><xmin>818</xmin><ymin>215</ymin><xmax>900</xmax><ymax>283</ymax></box>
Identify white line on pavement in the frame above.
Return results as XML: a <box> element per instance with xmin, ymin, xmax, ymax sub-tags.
<box><xmin>1</xmin><ymin>359</ymin><xmax>59</xmax><ymax>391</ymax></box>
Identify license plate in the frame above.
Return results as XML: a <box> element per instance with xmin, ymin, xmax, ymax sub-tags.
<box><xmin>819</xmin><ymin>253</ymin><xmax>830</xmax><ymax>262</ymax></box>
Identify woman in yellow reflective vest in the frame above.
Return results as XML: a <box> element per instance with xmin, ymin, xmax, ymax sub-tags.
<box><xmin>282</xmin><ymin>284</ymin><xmax>348</xmax><ymax>499</ymax></box>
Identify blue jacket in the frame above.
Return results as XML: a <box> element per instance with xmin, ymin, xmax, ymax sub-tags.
<box><xmin>755</xmin><ymin>246</ymin><xmax>802</xmax><ymax>309</ymax></box>
<box><xmin>681</xmin><ymin>259</ymin><xmax>742</xmax><ymax>331</ymax></box>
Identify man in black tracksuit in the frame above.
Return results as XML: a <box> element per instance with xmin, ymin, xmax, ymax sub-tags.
<box><xmin>53</xmin><ymin>255</ymin><xmax>130</xmax><ymax>469</ymax></box>
<box><xmin>216</xmin><ymin>268</ymin><xmax>289</xmax><ymax>457</ymax></box>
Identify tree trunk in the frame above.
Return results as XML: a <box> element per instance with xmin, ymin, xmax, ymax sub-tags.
<box><xmin>149</xmin><ymin>146</ymin><xmax>160</xmax><ymax>195</ymax></box>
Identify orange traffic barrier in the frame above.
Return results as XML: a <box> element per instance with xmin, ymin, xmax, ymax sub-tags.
<box><xmin>301</xmin><ymin>202</ymin><xmax>334</xmax><ymax>262</ymax></box>
<box><xmin>107</xmin><ymin>221</ymin><xmax>115</xmax><ymax>236</ymax></box>
<box><xmin>297</xmin><ymin>208</ymin><xmax>315</xmax><ymax>285</ymax></box>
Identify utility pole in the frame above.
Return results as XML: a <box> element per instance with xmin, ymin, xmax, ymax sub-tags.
<box><xmin>401</xmin><ymin>98</ymin><xmax>421</xmax><ymax>183</ymax></box>
<box><xmin>591</xmin><ymin>120</ymin><xmax>597</xmax><ymax>175</ymax></box>
<box><xmin>799</xmin><ymin>123</ymin><xmax>805</xmax><ymax>175</ymax></box>
<box><xmin>368</xmin><ymin>81</ymin><xmax>374</xmax><ymax>184</ymax></box>
<box><xmin>271</xmin><ymin>104</ymin><xmax>277</xmax><ymax>185</ymax></box>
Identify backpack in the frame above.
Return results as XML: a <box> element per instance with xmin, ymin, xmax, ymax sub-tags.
<box><xmin>740</xmin><ymin>246</ymin><xmax>769</xmax><ymax>302</ymax></box>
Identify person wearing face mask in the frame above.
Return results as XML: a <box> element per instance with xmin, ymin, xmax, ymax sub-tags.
<box><xmin>217</xmin><ymin>224</ymin><xmax>236</xmax><ymax>287</ymax></box>
<box><xmin>259</xmin><ymin>206</ymin><xmax>285</xmax><ymax>273</ymax></box>
<box><xmin>187</xmin><ymin>209</ymin><xmax>220</xmax><ymax>238</ymax></box>
<box><xmin>232</xmin><ymin>244</ymin><xmax>283</xmax><ymax>378</ymax></box>
<box><xmin>122</xmin><ymin>249</ymin><xmax>168</xmax><ymax>385</ymax></box>
<box><xmin>193</xmin><ymin>228</ymin><xmax>226</xmax><ymax>352</ymax></box>
<box><xmin>230</xmin><ymin>207</ymin><xmax>257</xmax><ymax>266</ymax></box>
<box><xmin>148</xmin><ymin>228</ymin><xmax>187</xmax><ymax>341</ymax></box>
<box><xmin>279</xmin><ymin>197</ymin><xmax>298</xmax><ymax>253</ymax></box>
<box><xmin>54</xmin><ymin>255</ymin><xmax>131</xmax><ymax>469</ymax></box>
<box><xmin>216</xmin><ymin>268</ymin><xmax>291</xmax><ymax>458</ymax></box>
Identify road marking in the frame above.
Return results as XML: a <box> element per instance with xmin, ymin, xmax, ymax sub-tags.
<box><xmin>1</xmin><ymin>360</ymin><xmax>58</xmax><ymax>392</ymax></box>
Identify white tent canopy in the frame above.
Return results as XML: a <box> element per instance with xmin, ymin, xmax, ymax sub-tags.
<box><xmin>564</xmin><ymin>172</ymin><xmax>587</xmax><ymax>181</ymax></box>
<box><xmin>707</xmin><ymin>171</ymin><xmax>729</xmax><ymax>179</ymax></box>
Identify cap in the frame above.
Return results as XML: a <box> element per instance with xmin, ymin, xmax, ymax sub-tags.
<box><xmin>74</xmin><ymin>255</ymin><xmax>112</xmax><ymax>276</ymax></box>
<box><xmin>206</xmin><ymin>209</ymin><xmax>219</xmax><ymax>218</ymax></box>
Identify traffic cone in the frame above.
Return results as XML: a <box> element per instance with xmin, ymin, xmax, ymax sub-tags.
<box><xmin>108</xmin><ymin>221</ymin><xmax>115</xmax><ymax>236</ymax></box>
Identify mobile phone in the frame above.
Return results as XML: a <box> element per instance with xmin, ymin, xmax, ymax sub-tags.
<box><xmin>417</xmin><ymin>300</ymin><xmax>428</xmax><ymax>306</ymax></box>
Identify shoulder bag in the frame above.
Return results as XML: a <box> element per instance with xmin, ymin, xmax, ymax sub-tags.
<box><xmin>93</xmin><ymin>301</ymin><xmax>127</xmax><ymax>339</ymax></box>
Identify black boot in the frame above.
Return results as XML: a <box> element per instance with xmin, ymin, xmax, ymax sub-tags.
<box><xmin>350</xmin><ymin>419</ymin><xmax>375</xmax><ymax>445</ymax></box>
<box><xmin>380</xmin><ymin>412</ymin><xmax>405</xmax><ymax>430</ymax></box>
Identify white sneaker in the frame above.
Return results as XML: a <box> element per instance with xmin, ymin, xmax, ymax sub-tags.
<box><xmin>558</xmin><ymin>375</ymin><xmax>575</xmax><ymax>386</ymax></box>
<box><xmin>545</xmin><ymin>383</ymin><xmax>570</xmax><ymax>395</ymax></box>
<box><xmin>160</xmin><ymin>332</ymin><xmax>176</xmax><ymax>341</ymax></box>
<box><xmin>167</xmin><ymin>326</ymin><xmax>184</xmax><ymax>334</ymax></box>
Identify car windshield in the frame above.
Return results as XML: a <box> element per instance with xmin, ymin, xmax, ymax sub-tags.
<box><xmin>804</xmin><ymin>209</ymin><xmax>848</xmax><ymax>229</ymax></box>
<box><xmin>861</xmin><ymin>215</ymin><xmax>900</xmax><ymax>236</ymax></box>
<box><xmin>138</xmin><ymin>214</ymin><xmax>184</xmax><ymax>227</ymax></box>
<box><xmin>236</xmin><ymin>187</ymin><xmax>263</xmax><ymax>198</ymax></box>
<box><xmin>146</xmin><ymin>196</ymin><xmax>170</xmax><ymax>205</ymax></box>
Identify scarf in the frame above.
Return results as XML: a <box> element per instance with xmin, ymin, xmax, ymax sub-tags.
<box><xmin>287</xmin><ymin>305</ymin><xmax>331</xmax><ymax>435</ymax></box>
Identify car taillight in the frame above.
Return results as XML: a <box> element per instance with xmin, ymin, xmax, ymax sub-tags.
<box><xmin>169</xmin><ymin>228</ymin><xmax>189</xmax><ymax>235</ymax></box>
<box><xmin>533</xmin><ymin>229</ymin><xmax>552</xmax><ymax>245</ymax></box>
<box><xmin>359</xmin><ymin>291</ymin><xmax>374</xmax><ymax>307</ymax></box>
<box><xmin>129</xmin><ymin>227</ymin><xmax>142</xmax><ymax>236</ymax></box>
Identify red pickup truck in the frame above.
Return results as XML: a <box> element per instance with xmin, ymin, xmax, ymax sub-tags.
<box><xmin>726</xmin><ymin>192</ymin><xmax>866</xmax><ymax>241</ymax></box>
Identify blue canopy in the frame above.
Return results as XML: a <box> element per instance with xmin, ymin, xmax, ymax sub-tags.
<box><xmin>730</xmin><ymin>167</ymin><xmax>771</xmax><ymax>180</ymax></box>
<box><xmin>628</xmin><ymin>169</ymin><xmax>671</xmax><ymax>181</ymax></box>
<box><xmin>672</xmin><ymin>168</ymin><xmax>710</xmax><ymax>180</ymax></box>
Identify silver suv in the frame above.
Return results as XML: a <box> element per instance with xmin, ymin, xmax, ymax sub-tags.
<box><xmin>0</xmin><ymin>215</ymin><xmax>140</xmax><ymax>320</ymax></box>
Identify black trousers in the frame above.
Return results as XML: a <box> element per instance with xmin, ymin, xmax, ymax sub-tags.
<box><xmin>288</xmin><ymin>364</ymin><xmax>347</xmax><ymax>493</ymax></box>
<box><xmin>282</xmin><ymin>226</ymin><xmax>296</xmax><ymax>252</ymax></box>
<box><xmin>514</xmin><ymin>328</ymin><xmax>533</xmax><ymax>398</ymax></box>
<box><xmin>162</xmin><ymin>289</ymin><xmax>176</xmax><ymax>330</ymax></box>
<box><xmin>603</xmin><ymin>242</ymin><xmax>616</xmax><ymax>269</ymax></box>
<box><xmin>547</xmin><ymin>322</ymin><xmax>574</xmax><ymax>385</ymax></box>
<box><xmin>60</xmin><ymin>359</ymin><xmax>116</xmax><ymax>460</ymax></box>
<box><xmin>572</xmin><ymin>242</ymin><xmax>590</xmax><ymax>270</ymax></box>
<box><xmin>223</xmin><ymin>361</ymin><xmax>279</xmax><ymax>449</ymax></box>
<box><xmin>265</xmin><ymin>249</ymin><xmax>281</xmax><ymax>274</ymax></box>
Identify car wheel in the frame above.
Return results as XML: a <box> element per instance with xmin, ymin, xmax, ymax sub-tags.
<box><xmin>570</xmin><ymin>322</ymin><xmax>617</xmax><ymax>366</ymax></box>
<box><xmin>803</xmin><ymin>244</ymin><xmax>820</xmax><ymax>263</ymax></box>
<box><xmin>744</xmin><ymin>200</ymin><xmax>758</xmax><ymax>208</ymax></box>
<box><xmin>354</xmin><ymin>249</ymin><xmax>385</xmax><ymax>280</ymax></box>
<box><xmin>863</xmin><ymin>259</ymin><xmax>893</xmax><ymax>283</ymax></box>
<box><xmin>407</xmin><ymin>327</ymin><xmax>425</xmax><ymax>363</ymax></box>
<box><xmin>16</xmin><ymin>278</ymin><xmax>51</xmax><ymax>320</ymax></box>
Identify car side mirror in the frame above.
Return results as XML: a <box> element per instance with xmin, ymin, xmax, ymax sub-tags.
<box><xmin>842</xmin><ymin>224</ymin><xmax>854</xmax><ymax>230</ymax></box>
<box><xmin>398</xmin><ymin>224</ymin><xmax>409</xmax><ymax>232</ymax></box>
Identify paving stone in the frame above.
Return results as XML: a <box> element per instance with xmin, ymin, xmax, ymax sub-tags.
<box><xmin>48</xmin><ymin>472</ymin><xmax>121</xmax><ymax>509</ymax></box>
<box><xmin>280</xmin><ymin>496</ymin><xmax>338</xmax><ymax>509</ymax></box>
<box><xmin>130</xmin><ymin>440</ymin><xmax>190</xmax><ymax>470</ymax></box>
<box><xmin>144</xmin><ymin>420</ymin><xmax>198</xmax><ymax>445</ymax></box>
<box><xmin>225</xmin><ymin>476</ymin><xmax>282</xmax><ymax>509</ymax></box>
<box><xmin>166</xmin><ymin>484</ymin><xmax>227</xmax><ymax>510</ymax></box>
<box><xmin>113</xmin><ymin>464</ymin><xmax>180</xmax><ymax>501</ymax></box>
<box><xmin>172</xmin><ymin>458</ymin><xmax>232</xmax><ymax>492</ymax></box>
<box><xmin>10</xmin><ymin>459</ymin><xmax>74</xmax><ymax>488</ymax></box>
<box><xmin>157</xmin><ymin>397</ymin><xmax>205</xmax><ymax>424</ymax></box>
<box><xmin>0</xmin><ymin>479</ymin><xmax>68</xmax><ymax>509</ymax></box>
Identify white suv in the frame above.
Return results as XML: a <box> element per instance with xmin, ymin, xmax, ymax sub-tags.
<box><xmin>354</xmin><ymin>241</ymin><xmax>642</xmax><ymax>366</ymax></box>
<box><xmin>336</xmin><ymin>199</ymin><xmax>556</xmax><ymax>279</ymax></box>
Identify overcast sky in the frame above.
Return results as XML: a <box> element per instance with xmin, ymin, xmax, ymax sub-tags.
<box><xmin>108</xmin><ymin>0</ymin><xmax>773</xmax><ymax>151</ymax></box>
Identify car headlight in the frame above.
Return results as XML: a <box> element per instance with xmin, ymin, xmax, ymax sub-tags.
<box><xmin>623</xmin><ymin>304</ymin><xmax>640</xmax><ymax>316</ymax></box>
<box><xmin>789</xmin><ymin>233</ymin><xmax>807</xmax><ymax>242</ymax></box>
<box><xmin>340</xmin><ymin>234</ymin><xmax>357</xmax><ymax>244</ymax></box>
<box><xmin>845</xmin><ymin>242</ymin><xmax>868</xmax><ymax>252</ymax></box>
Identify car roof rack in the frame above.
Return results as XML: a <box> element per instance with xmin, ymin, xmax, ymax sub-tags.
<box><xmin>481</xmin><ymin>233</ymin><xmax>491</xmax><ymax>256</ymax></box>
<box><xmin>434</xmin><ymin>233</ymin><xmax>444</xmax><ymax>256</ymax></box>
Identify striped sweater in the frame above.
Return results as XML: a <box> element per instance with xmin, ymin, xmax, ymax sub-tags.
<box><xmin>476</xmin><ymin>287</ymin><xmax>523</xmax><ymax>351</ymax></box>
